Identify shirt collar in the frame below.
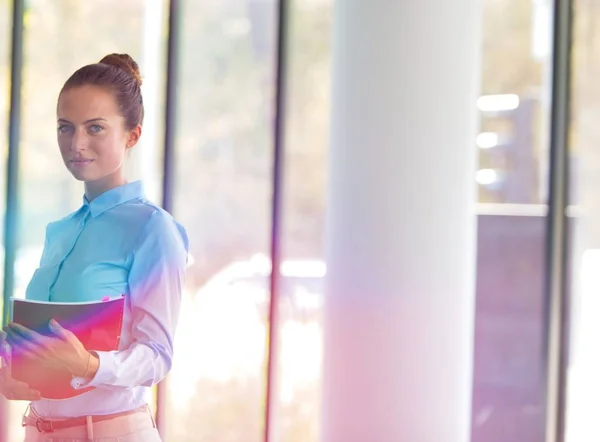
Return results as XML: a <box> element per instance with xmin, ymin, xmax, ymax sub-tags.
<box><xmin>83</xmin><ymin>181</ymin><xmax>145</xmax><ymax>218</ymax></box>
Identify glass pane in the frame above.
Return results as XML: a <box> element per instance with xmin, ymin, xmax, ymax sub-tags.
<box><xmin>166</xmin><ymin>1</ymin><xmax>277</xmax><ymax>441</ymax></box>
<box><xmin>472</xmin><ymin>0</ymin><xmax>553</xmax><ymax>440</ymax></box>
<box><xmin>565</xmin><ymin>1</ymin><xmax>600</xmax><ymax>440</ymax></box>
<box><xmin>0</xmin><ymin>0</ymin><xmax>10</xmax><ymax>439</ymax></box>
<box><xmin>6</xmin><ymin>0</ymin><xmax>167</xmax><ymax>439</ymax></box>
<box><xmin>0</xmin><ymin>0</ymin><xmax>10</xmax><ymax>274</ymax></box>
<box><xmin>477</xmin><ymin>0</ymin><xmax>551</xmax><ymax>205</ymax></box>
<box><xmin>269</xmin><ymin>1</ymin><xmax>333</xmax><ymax>441</ymax></box>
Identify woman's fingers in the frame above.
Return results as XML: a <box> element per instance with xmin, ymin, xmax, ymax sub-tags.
<box><xmin>10</xmin><ymin>386</ymin><xmax>41</xmax><ymax>401</ymax></box>
<box><xmin>7</xmin><ymin>324</ymin><xmax>48</xmax><ymax>347</ymax></box>
<box><xmin>0</xmin><ymin>367</ymin><xmax>41</xmax><ymax>401</ymax></box>
<box><xmin>4</xmin><ymin>326</ymin><xmax>47</xmax><ymax>359</ymax></box>
<box><xmin>5</xmin><ymin>332</ymin><xmax>44</xmax><ymax>359</ymax></box>
<box><xmin>4</xmin><ymin>388</ymin><xmax>42</xmax><ymax>401</ymax></box>
<box><xmin>5</xmin><ymin>381</ymin><xmax>41</xmax><ymax>401</ymax></box>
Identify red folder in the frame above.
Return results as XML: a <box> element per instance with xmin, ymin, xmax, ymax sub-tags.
<box><xmin>10</xmin><ymin>296</ymin><xmax>125</xmax><ymax>399</ymax></box>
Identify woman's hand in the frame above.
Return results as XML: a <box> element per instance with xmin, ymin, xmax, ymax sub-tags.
<box><xmin>0</xmin><ymin>366</ymin><xmax>41</xmax><ymax>401</ymax></box>
<box><xmin>3</xmin><ymin>320</ymin><xmax>91</xmax><ymax>377</ymax></box>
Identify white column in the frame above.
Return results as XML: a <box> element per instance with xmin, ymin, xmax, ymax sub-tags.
<box><xmin>321</xmin><ymin>2</ymin><xmax>482</xmax><ymax>442</ymax></box>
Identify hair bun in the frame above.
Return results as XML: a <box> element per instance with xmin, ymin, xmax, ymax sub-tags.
<box><xmin>99</xmin><ymin>53</ymin><xmax>142</xmax><ymax>87</ymax></box>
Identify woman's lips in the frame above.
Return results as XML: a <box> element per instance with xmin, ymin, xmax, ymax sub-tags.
<box><xmin>70</xmin><ymin>158</ymin><xmax>94</xmax><ymax>167</ymax></box>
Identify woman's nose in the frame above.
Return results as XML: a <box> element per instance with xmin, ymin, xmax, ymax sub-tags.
<box><xmin>70</xmin><ymin>130</ymin><xmax>88</xmax><ymax>152</ymax></box>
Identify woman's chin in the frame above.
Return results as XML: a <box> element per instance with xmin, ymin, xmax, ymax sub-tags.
<box><xmin>67</xmin><ymin>160</ymin><xmax>98</xmax><ymax>181</ymax></box>
<box><xmin>69</xmin><ymin>171</ymin><xmax>87</xmax><ymax>181</ymax></box>
<box><xmin>69</xmin><ymin>168</ymin><xmax>96</xmax><ymax>182</ymax></box>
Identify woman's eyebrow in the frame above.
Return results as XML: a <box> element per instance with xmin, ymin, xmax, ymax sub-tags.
<box><xmin>57</xmin><ymin>118</ymin><xmax>108</xmax><ymax>124</ymax></box>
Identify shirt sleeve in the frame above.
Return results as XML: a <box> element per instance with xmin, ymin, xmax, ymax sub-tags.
<box><xmin>0</xmin><ymin>331</ymin><xmax>9</xmax><ymax>367</ymax></box>
<box><xmin>72</xmin><ymin>209</ymin><xmax>189</xmax><ymax>390</ymax></box>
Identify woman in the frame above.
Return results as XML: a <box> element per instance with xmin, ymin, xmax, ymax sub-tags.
<box><xmin>0</xmin><ymin>53</ymin><xmax>188</xmax><ymax>441</ymax></box>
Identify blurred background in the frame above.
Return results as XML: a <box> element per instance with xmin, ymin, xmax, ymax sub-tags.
<box><xmin>0</xmin><ymin>0</ymin><xmax>599</xmax><ymax>441</ymax></box>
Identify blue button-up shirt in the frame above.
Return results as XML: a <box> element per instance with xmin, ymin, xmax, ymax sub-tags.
<box><xmin>24</xmin><ymin>181</ymin><xmax>189</xmax><ymax>418</ymax></box>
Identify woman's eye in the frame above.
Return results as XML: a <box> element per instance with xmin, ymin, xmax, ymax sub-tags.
<box><xmin>57</xmin><ymin>125</ymin><xmax>72</xmax><ymax>134</ymax></box>
<box><xmin>90</xmin><ymin>125</ymin><xmax>103</xmax><ymax>133</ymax></box>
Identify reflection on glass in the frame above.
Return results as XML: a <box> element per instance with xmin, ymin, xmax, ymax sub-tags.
<box><xmin>565</xmin><ymin>2</ymin><xmax>600</xmax><ymax>440</ymax></box>
<box><xmin>472</xmin><ymin>211</ymin><xmax>547</xmax><ymax>441</ymax></box>
<box><xmin>477</xmin><ymin>0</ymin><xmax>551</xmax><ymax>205</ymax></box>
<box><xmin>0</xmin><ymin>0</ymin><xmax>10</xmax><ymax>291</ymax></box>
<box><xmin>6</xmin><ymin>1</ymin><xmax>167</xmax><ymax>439</ymax></box>
<box><xmin>270</xmin><ymin>0</ymin><xmax>333</xmax><ymax>441</ymax></box>
<box><xmin>0</xmin><ymin>0</ymin><xmax>10</xmax><ymax>439</ymax></box>
<box><xmin>167</xmin><ymin>1</ymin><xmax>277</xmax><ymax>441</ymax></box>
<box><xmin>471</xmin><ymin>0</ymin><xmax>552</xmax><ymax>441</ymax></box>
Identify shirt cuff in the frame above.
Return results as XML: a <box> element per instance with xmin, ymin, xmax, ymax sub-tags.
<box><xmin>71</xmin><ymin>351</ymin><xmax>115</xmax><ymax>390</ymax></box>
<box><xmin>0</xmin><ymin>344</ymin><xmax>9</xmax><ymax>366</ymax></box>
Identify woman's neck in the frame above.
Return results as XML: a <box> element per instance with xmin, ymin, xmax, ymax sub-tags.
<box><xmin>84</xmin><ymin>172</ymin><xmax>127</xmax><ymax>201</ymax></box>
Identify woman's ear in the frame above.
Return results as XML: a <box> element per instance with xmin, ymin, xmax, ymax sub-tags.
<box><xmin>126</xmin><ymin>125</ymin><xmax>142</xmax><ymax>148</ymax></box>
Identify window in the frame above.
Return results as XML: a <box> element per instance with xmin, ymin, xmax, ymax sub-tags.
<box><xmin>472</xmin><ymin>1</ymin><xmax>552</xmax><ymax>440</ymax></box>
<box><xmin>270</xmin><ymin>1</ymin><xmax>333</xmax><ymax>441</ymax></box>
<box><xmin>166</xmin><ymin>1</ymin><xmax>278</xmax><ymax>440</ymax></box>
<box><xmin>565</xmin><ymin>1</ymin><xmax>600</xmax><ymax>439</ymax></box>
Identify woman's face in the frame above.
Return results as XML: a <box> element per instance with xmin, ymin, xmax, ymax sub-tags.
<box><xmin>56</xmin><ymin>85</ymin><xmax>141</xmax><ymax>187</ymax></box>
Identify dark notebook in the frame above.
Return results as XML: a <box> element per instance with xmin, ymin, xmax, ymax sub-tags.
<box><xmin>10</xmin><ymin>296</ymin><xmax>125</xmax><ymax>399</ymax></box>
